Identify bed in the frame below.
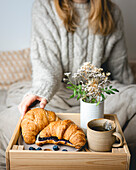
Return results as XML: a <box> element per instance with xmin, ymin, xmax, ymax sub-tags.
<box><xmin>0</xmin><ymin>48</ymin><xmax>136</xmax><ymax>169</ymax></box>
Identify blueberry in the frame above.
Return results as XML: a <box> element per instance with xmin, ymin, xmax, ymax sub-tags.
<box><xmin>29</xmin><ymin>147</ymin><xmax>36</xmax><ymax>150</ymax></box>
<box><xmin>62</xmin><ymin>149</ymin><xmax>68</xmax><ymax>151</ymax></box>
<box><xmin>36</xmin><ymin>147</ymin><xmax>42</xmax><ymax>150</ymax></box>
<box><xmin>53</xmin><ymin>145</ymin><xmax>59</xmax><ymax>151</ymax></box>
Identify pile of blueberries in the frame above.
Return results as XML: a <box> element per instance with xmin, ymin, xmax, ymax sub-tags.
<box><xmin>29</xmin><ymin>145</ymin><xmax>68</xmax><ymax>151</ymax></box>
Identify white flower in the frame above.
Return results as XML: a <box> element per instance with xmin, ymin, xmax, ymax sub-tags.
<box><xmin>80</xmin><ymin>81</ymin><xmax>84</xmax><ymax>84</ymax></box>
<box><xmin>106</xmin><ymin>72</ymin><xmax>111</xmax><ymax>76</ymax></box>
<box><xmin>83</xmin><ymin>62</ymin><xmax>91</xmax><ymax>66</ymax></box>
<box><xmin>98</xmin><ymin>68</ymin><xmax>103</xmax><ymax>72</ymax></box>
<box><xmin>63</xmin><ymin>78</ymin><xmax>68</xmax><ymax>82</ymax></box>
<box><xmin>63</xmin><ymin>62</ymin><xmax>112</xmax><ymax>103</ymax></box>
<box><xmin>87</xmin><ymin>92</ymin><xmax>93</xmax><ymax>96</ymax></box>
<box><xmin>102</xmin><ymin>72</ymin><xmax>105</xmax><ymax>76</ymax></box>
<box><xmin>80</xmin><ymin>68</ymin><xmax>85</xmax><ymax>72</ymax></box>
<box><xmin>72</xmin><ymin>73</ymin><xmax>80</xmax><ymax>79</ymax></box>
<box><xmin>64</xmin><ymin>72</ymin><xmax>71</xmax><ymax>77</ymax></box>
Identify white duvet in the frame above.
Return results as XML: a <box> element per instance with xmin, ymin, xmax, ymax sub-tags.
<box><xmin>0</xmin><ymin>80</ymin><xmax>136</xmax><ymax>169</ymax></box>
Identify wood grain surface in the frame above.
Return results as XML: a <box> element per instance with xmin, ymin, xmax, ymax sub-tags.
<box><xmin>6</xmin><ymin>113</ymin><xmax>130</xmax><ymax>170</ymax></box>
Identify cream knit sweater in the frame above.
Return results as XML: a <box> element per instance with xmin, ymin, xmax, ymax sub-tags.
<box><xmin>27</xmin><ymin>0</ymin><xmax>134</xmax><ymax>103</ymax></box>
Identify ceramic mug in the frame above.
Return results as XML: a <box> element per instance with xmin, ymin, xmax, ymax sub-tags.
<box><xmin>87</xmin><ymin>118</ymin><xmax>123</xmax><ymax>152</ymax></box>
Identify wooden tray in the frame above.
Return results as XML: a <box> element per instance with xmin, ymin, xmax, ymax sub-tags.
<box><xmin>6</xmin><ymin>113</ymin><xmax>130</xmax><ymax>170</ymax></box>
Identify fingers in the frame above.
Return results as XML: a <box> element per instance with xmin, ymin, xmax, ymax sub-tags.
<box><xmin>40</xmin><ymin>98</ymin><xmax>47</xmax><ymax>108</ymax></box>
<box><xmin>18</xmin><ymin>95</ymin><xmax>47</xmax><ymax>119</ymax></box>
<box><xmin>18</xmin><ymin>95</ymin><xmax>37</xmax><ymax>118</ymax></box>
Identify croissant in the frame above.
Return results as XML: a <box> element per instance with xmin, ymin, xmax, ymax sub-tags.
<box><xmin>36</xmin><ymin>120</ymin><xmax>86</xmax><ymax>149</ymax></box>
<box><xmin>21</xmin><ymin>108</ymin><xmax>60</xmax><ymax>144</ymax></box>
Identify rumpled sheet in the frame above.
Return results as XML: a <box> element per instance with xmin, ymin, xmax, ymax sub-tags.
<box><xmin>0</xmin><ymin>80</ymin><xmax>136</xmax><ymax>169</ymax></box>
<box><xmin>0</xmin><ymin>90</ymin><xmax>7</xmax><ymax>112</ymax></box>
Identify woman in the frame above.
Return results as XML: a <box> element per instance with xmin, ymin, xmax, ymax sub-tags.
<box><xmin>18</xmin><ymin>0</ymin><xmax>134</xmax><ymax>117</ymax></box>
<box><xmin>0</xmin><ymin>0</ymin><xmax>136</xmax><ymax>169</ymax></box>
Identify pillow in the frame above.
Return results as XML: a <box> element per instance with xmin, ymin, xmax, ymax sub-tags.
<box><xmin>0</xmin><ymin>48</ymin><xmax>32</xmax><ymax>90</ymax></box>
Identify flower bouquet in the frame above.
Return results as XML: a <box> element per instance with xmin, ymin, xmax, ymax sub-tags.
<box><xmin>64</xmin><ymin>62</ymin><xmax>119</xmax><ymax>131</ymax></box>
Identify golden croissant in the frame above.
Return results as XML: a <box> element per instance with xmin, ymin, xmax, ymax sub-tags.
<box><xmin>21</xmin><ymin>108</ymin><xmax>60</xmax><ymax>144</ymax></box>
<box><xmin>36</xmin><ymin>120</ymin><xmax>86</xmax><ymax>149</ymax></box>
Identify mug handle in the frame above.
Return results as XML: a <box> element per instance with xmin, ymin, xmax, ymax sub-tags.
<box><xmin>112</xmin><ymin>132</ymin><xmax>123</xmax><ymax>148</ymax></box>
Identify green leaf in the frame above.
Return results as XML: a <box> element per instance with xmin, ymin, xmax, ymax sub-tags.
<box><xmin>91</xmin><ymin>98</ymin><xmax>96</xmax><ymax>103</ymax></box>
<box><xmin>79</xmin><ymin>85</ymin><xmax>82</xmax><ymax>90</ymax></box>
<box><xmin>67</xmin><ymin>82</ymin><xmax>77</xmax><ymax>88</ymax></box>
<box><xmin>82</xmin><ymin>91</ymin><xmax>86</xmax><ymax>98</ymax></box>
<box><xmin>82</xmin><ymin>98</ymin><xmax>86</xmax><ymax>102</ymax></box>
<box><xmin>78</xmin><ymin>92</ymin><xmax>81</xmax><ymax>98</ymax></box>
<box><xmin>109</xmin><ymin>86</ymin><xmax>112</xmax><ymax>89</ymax></box>
<box><xmin>101</xmin><ymin>93</ymin><xmax>105</xmax><ymax>100</ymax></box>
<box><xmin>108</xmin><ymin>90</ymin><xmax>115</xmax><ymax>94</ymax></box>
<box><xmin>67</xmin><ymin>82</ymin><xmax>73</xmax><ymax>85</ymax></box>
<box><xmin>105</xmin><ymin>87</ymin><xmax>108</xmax><ymax>90</ymax></box>
<box><xmin>101</xmin><ymin>89</ymin><xmax>104</xmax><ymax>91</ymax></box>
<box><xmin>70</xmin><ymin>94</ymin><xmax>74</xmax><ymax>98</ymax></box>
<box><xmin>77</xmin><ymin>97</ymin><xmax>80</xmax><ymax>100</ymax></box>
<box><xmin>74</xmin><ymin>89</ymin><xmax>77</xmax><ymax>97</ymax></box>
<box><xmin>112</xmin><ymin>89</ymin><xmax>119</xmax><ymax>92</ymax></box>
<box><xmin>96</xmin><ymin>101</ymin><xmax>100</xmax><ymax>106</ymax></box>
<box><xmin>105</xmin><ymin>91</ymin><xmax>111</xmax><ymax>95</ymax></box>
<box><xmin>83</xmin><ymin>91</ymin><xmax>86</xmax><ymax>95</ymax></box>
<box><xmin>77</xmin><ymin>91</ymin><xmax>81</xmax><ymax>100</ymax></box>
<box><xmin>66</xmin><ymin>86</ymin><xmax>74</xmax><ymax>91</ymax></box>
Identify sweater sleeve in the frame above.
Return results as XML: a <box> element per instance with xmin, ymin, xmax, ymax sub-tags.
<box><xmin>26</xmin><ymin>0</ymin><xmax>63</xmax><ymax>102</ymax></box>
<box><xmin>105</xmin><ymin>6</ymin><xmax>134</xmax><ymax>85</ymax></box>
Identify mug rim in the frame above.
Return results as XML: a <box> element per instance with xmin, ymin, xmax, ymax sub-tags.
<box><xmin>87</xmin><ymin>118</ymin><xmax>116</xmax><ymax>133</ymax></box>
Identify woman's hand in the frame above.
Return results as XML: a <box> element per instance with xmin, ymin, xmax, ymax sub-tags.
<box><xmin>18</xmin><ymin>95</ymin><xmax>47</xmax><ymax>119</ymax></box>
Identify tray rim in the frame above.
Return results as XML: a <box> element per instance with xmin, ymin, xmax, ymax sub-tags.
<box><xmin>6</xmin><ymin>113</ymin><xmax>131</xmax><ymax>170</ymax></box>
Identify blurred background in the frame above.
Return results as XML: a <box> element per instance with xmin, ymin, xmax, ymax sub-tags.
<box><xmin>0</xmin><ymin>0</ymin><xmax>136</xmax><ymax>60</ymax></box>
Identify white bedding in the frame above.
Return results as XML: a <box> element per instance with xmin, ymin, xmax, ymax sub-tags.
<box><xmin>0</xmin><ymin>80</ymin><xmax>136</xmax><ymax>169</ymax></box>
<box><xmin>0</xmin><ymin>90</ymin><xmax>7</xmax><ymax>112</ymax></box>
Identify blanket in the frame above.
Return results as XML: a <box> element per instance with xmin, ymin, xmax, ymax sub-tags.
<box><xmin>0</xmin><ymin>80</ymin><xmax>136</xmax><ymax>169</ymax></box>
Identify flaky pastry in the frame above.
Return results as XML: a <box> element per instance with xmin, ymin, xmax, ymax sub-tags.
<box><xmin>36</xmin><ymin>120</ymin><xmax>86</xmax><ymax>149</ymax></box>
<box><xmin>21</xmin><ymin>108</ymin><xmax>60</xmax><ymax>144</ymax></box>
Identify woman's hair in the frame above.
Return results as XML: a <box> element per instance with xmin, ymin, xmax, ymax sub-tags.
<box><xmin>54</xmin><ymin>0</ymin><xmax>115</xmax><ymax>36</ymax></box>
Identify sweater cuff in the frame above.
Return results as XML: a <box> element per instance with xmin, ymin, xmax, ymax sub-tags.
<box><xmin>24</xmin><ymin>84</ymin><xmax>56</xmax><ymax>103</ymax></box>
